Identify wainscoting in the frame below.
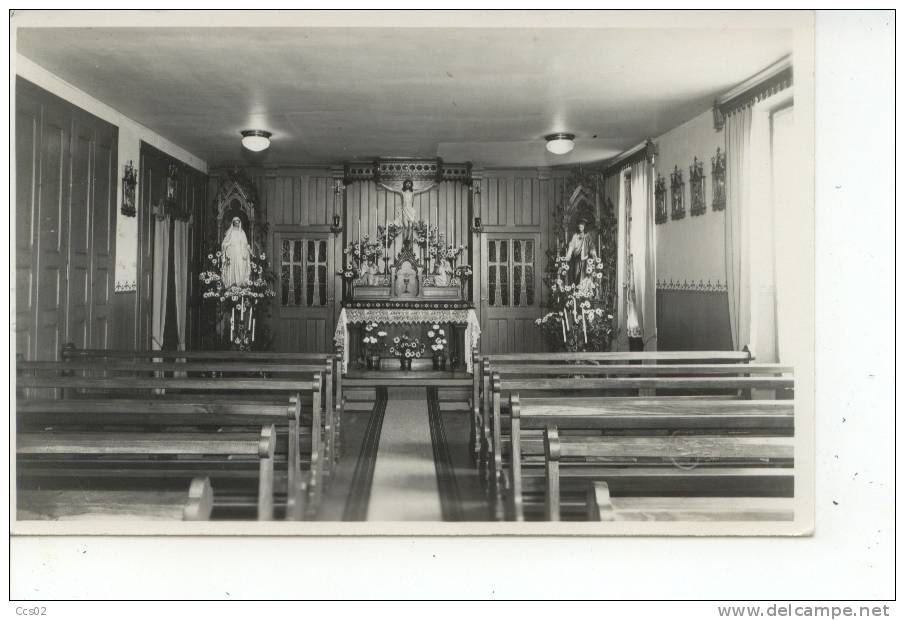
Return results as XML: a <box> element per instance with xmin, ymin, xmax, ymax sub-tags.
<box><xmin>656</xmin><ymin>281</ymin><xmax>732</xmax><ymax>351</ymax></box>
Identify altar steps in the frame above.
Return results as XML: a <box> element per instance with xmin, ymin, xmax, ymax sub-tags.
<box><xmin>343</xmin><ymin>370</ymin><xmax>473</xmax><ymax>388</ymax></box>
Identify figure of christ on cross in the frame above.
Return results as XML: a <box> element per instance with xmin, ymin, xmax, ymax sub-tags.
<box><xmin>379</xmin><ymin>179</ymin><xmax>437</xmax><ymax>246</ymax></box>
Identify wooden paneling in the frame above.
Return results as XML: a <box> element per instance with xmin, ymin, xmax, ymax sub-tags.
<box><xmin>203</xmin><ymin>166</ymin><xmax>571</xmax><ymax>356</ymax></box>
<box><xmin>207</xmin><ymin>167</ymin><xmax>336</xmax><ymax>354</ymax></box>
<box><xmin>14</xmin><ymin>78</ymin><xmax>118</xmax><ymax>360</ymax></box>
<box><xmin>15</xmin><ymin>84</ymin><xmax>40</xmax><ymax>360</ymax></box>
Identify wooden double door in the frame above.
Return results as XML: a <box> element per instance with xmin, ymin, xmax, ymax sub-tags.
<box><xmin>15</xmin><ymin>78</ymin><xmax>118</xmax><ymax>360</ymax></box>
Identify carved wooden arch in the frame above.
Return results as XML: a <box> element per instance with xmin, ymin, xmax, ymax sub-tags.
<box><xmin>215</xmin><ymin>169</ymin><xmax>262</xmax><ymax>252</ymax></box>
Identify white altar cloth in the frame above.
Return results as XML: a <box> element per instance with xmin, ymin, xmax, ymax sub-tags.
<box><xmin>334</xmin><ymin>307</ymin><xmax>481</xmax><ymax>373</ymax></box>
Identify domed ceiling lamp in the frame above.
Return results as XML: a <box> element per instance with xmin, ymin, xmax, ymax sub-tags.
<box><xmin>241</xmin><ymin>129</ymin><xmax>272</xmax><ymax>152</ymax></box>
<box><xmin>545</xmin><ymin>132</ymin><xmax>575</xmax><ymax>155</ymax></box>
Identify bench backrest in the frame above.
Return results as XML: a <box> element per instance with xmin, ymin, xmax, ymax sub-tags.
<box><xmin>508</xmin><ymin>392</ymin><xmax>795</xmax><ymax>521</ymax></box>
<box><xmin>18</xmin><ymin>425</ymin><xmax>277</xmax><ymax>520</ymax></box>
<box><xmin>61</xmin><ymin>345</ymin><xmax>331</xmax><ymax>363</ymax></box>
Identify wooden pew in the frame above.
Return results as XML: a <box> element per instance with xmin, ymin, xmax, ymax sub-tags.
<box><xmin>18</xmin><ymin>476</ymin><xmax>215</xmax><ymax>521</ymax></box>
<box><xmin>59</xmin><ymin>344</ymin><xmax>343</xmax><ymax>464</ymax></box>
<box><xmin>25</xmin><ymin>356</ymin><xmax>338</xmax><ymax>482</ymax></box>
<box><xmin>470</xmin><ymin>348</ymin><xmax>757</xmax><ymax>471</ymax></box>
<box><xmin>477</xmin><ymin>361</ymin><xmax>793</xmax><ymax>486</ymax></box>
<box><xmin>18</xmin><ymin>423</ymin><xmax>276</xmax><ymax>519</ymax></box>
<box><xmin>588</xmin><ymin>482</ymin><xmax>795</xmax><ymax>522</ymax></box>
<box><xmin>16</xmin><ymin>370</ymin><xmax>323</xmax><ymax>519</ymax></box>
<box><xmin>492</xmin><ymin>372</ymin><xmax>794</xmax><ymax>520</ymax></box>
<box><xmin>507</xmin><ymin>383</ymin><xmax>795</xmax><ymax>521</ymax></box>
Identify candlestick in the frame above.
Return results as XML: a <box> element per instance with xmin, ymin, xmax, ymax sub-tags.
<box><xmin>230</xmin><ymin>307</ymin><xmax>235</xmax><ymax>342</ymax></box>
<box><xmin>358</xmin><ymin>218</ymin><xmax>361</xmax><ymax>255</ymax></box>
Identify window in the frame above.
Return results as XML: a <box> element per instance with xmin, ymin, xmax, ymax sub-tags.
<box><xmin>488</xmin><ymin>238</ymin><xmax>535</xmax><ymax>307</ymax></box>
<box><xmin>280</xmin><ymin>238</ymin><xmax>328</xmax><ymax>307</ymax></box>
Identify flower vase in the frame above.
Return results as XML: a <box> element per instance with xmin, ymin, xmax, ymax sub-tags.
<box><xmin>400</xmin><ymin>358</ymin><xmax>412</xmax><ymax>371</ymax></box>
<box><xmin>369</xmin><ymin>354</ymin><xmax>381</xmax><ymax>370</ymax></box>
<box><xmin>432</xmin><ymin>355</ymin><xmax>446</xmax><ymax>371</ymax></box>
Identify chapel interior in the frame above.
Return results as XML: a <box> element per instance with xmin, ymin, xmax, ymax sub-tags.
<box><xmin>13</xmin><ymin>15</ymin><xmax>811</xmax><ymax>524</ymax></box>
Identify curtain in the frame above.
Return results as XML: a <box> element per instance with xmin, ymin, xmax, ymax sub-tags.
<box><xmin>172</xmin><ymin>219</ymin><xmax>189</xmax><ymax>351</ymax></box>
<box><xmin>724</xmin><ymin>106</ymin><xmax>753</xmax><ymax>352</ymax></box>
<box><xmin>614</xmin><ymin>167</ymin><xmax>630</xmax><ymax>351</ymax></box>
<box><xmin>747</xmin><ymin>98</ymin><xmax>780</xmax><ymax>363</ymax></box>
<box><xmin>601</xmin><ymin>172</ymin><xmax>623</xmax><ymax>351</ymax></box>
<box><xmin>629</xmin><ymin>158</ymin><xmax>657</xmax><ymax>350</ymax></box>
<box><xmin>151</xmin><ymin>217</ymin><xmax>170</xmax><ymax>351</ymax></box>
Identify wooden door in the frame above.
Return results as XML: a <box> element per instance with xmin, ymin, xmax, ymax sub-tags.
<box><xmin>33</xmin><ymin>98</ymin><xmax>71</xmax><ymax>361</ymax></box>
<box><xmin>480</xmin><ymin>233</ymin><xmax>543</xmax><ymax>353</ymax></box>
<box><xmin>272</xmin><ymin>231</ymin><xmax>335</xmax><ymax>353</ymax></box>
<box><xmin>65</xmin><ymin>112</ymin><xmax>95</xmax><ymax>349</ymax></box>
<box><xmin>89</xmin><ymin>121</ymin><xmax>117</xmax><ymax>349</ymax></box>
<box><xmin>15</xmin><ymin>85</ymin><xmax>40</xmax><ymax>360</ymax></box>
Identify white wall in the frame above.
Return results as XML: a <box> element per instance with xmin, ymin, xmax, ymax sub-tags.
<box><xmin>653</xmin><ymin>108</ymin><xmax>725</xmax><ymax>286</ymax></box>
<box><xmin>15</xmin><ymin>54</ymin><xmax>208</xmax><ymax>290</ymax></box>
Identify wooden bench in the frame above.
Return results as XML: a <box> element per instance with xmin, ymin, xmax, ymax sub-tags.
<box><xmin>588</xmin><ymin>483</ymin><xmax>795</xmax><ymax>522</ymax></box>
<box><xmin>23</xmin><ymin>356</ymin><xmax>338</xmax><ymax>483</ymax></box>
<box><xmin>18</xmin><ymin>476</ymin><xmax>215</xmax><ymax>521</ymax></box>
<box><xmin>471</xmin><ymin>348</ymin><xmax>756</xmax><ymax>469</ymax></box>
<box><xmin>506</xmin><ymin>380</ymin><xmax>795</xmax><ymax>521</ymax></box>
<box><xmin>59</xmin><ymin>344</ymin><xmax>344</xmax><ymax>462</ymax></box>
<box><xmin>491</xmin><ymin>372</ymin><xmax>794</xmax><ymax>520</ymax></box>
<box><xmin>17</xmin><ymin>369</ymin><xmax>323</xmax><ymax>520</ymax></box>
<box><xmin>18</xmin><ymin>422</ymin><xmax>276</xmax><ymax>519</ymax></box>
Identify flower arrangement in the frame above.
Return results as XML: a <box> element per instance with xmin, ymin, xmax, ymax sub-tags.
<box><xmin>427</xmin><ymin>324</ymin><xmax>448</xmax><ymax>356</ymax></box>
<box><xmin>377</xmin><ymin>223</ymin><xmax>402</xmax><ymax>247</ymax></box>
<box><xmin>455</xmin><ymin>264</ymin><xmax>473</xmax><ymax>280</ymax></box>
<box><xmin>199</xmin><ymin>247</ymin><xmax>276</xmax><ymax>350</ymax></box>
<box><xmin>428</xmin><ymin>232</ymin><xmax>465</xmax><ymax>264</ymax></box>
<box><xmin>362</xmin><ymin>321</ymin><xmax>387</xmax><ymax>356</ymax></box>
<box><xmin>389</xmin><ymin>334</ymin><xmax>425</xmax><ymax>360</ymax></box>
<box><xmin>344</xmin><ymin>236</ymin><xmax>384</xmax><ymax>266</ymax></box>
<box><xmin>535</xmin><ymin>304</ymin><xmax>614</xmax><ymax>353</ymax></box>
<box><xmin>411</xmin><ymin>222</ymin><xmax>436</xmax><ymax>247</ymax></box>
<box><xmin>337</xmin><ymin>262</ymin><xmax>361</xmax><ymax>281</ymax></box>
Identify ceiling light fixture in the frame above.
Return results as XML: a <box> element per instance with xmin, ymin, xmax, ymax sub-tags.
<box><xmin>241</xmin><ymin>130</ymin><xmax>272</xmax><ymax>152</ymax></box>
<box><xmin>545</xmin><ymin>133</ymin><xmax>575</xmax><ymax>155</ymax></box>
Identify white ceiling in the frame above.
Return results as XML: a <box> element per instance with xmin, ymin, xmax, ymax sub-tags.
<box><xmin>17</xmin><ymin>25</ymin><xmax>792</xmax><ymax>168</ymax></box>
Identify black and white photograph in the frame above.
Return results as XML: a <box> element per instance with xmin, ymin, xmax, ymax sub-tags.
<box><xmin>10</xmin><ymin>10</ymin><xmax>817</xmax><ymax>536</ymax></box>
<box><xmin>8</xmin><ymin>6</ymin><xmax>897</xmax><ymax>606</ymax></box>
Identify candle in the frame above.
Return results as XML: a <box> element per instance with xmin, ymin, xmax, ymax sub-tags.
<box><xmin>384</xmin><ymin>204</ymin><xmax>389</xmax><ymax>265</ymax></box>
<box><xmin>230</xmin><ymin>307</ymin><xmax>235</xmax><ymax>342</ymax></box>
<box><xmin>358</xmin><ymin>218</ymin><xmax>361</xmax><ymax>255</ymax></box>
<box><xmin>240</xmin><ymin>296</ymin><xmax>244</xmax><ymax>321</ymax></box>
<box><xmin>252</xmin><ymin>318</ymin><xmax>256</xmax><ymax>342</ymax></box>
<box><xmin>561</xmin><ymin>314</ymin><xmax>567</xmax><ymax>342</ymax></box>
<box><xmin>582</xmin><ymin>310</ymin><xmax>588</xmax><ymax>344</ymax></box>
<box><xmin>563</xmin><ymin>309</ymin><xmax>569</xmax><ymax>332</ymax></box>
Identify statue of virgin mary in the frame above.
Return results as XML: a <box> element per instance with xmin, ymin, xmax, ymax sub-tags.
<box><xmin>221</xmin><ymin>216</ymin><xmax>253</xmax><ymax>288</ymax></box>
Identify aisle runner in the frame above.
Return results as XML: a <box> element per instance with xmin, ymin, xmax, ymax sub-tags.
<box><xmin>367</xmin><ymin>387</ymin><xmax>443</xmax><ymax>521</ymax></box>
<box><xmin>342</xmin><ymin>387</ymin><xmax>388</xmax><ymax>521</ymax></box>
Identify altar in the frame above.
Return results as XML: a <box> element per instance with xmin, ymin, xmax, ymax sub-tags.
<box><xmin>333</xmin><ymin>157</ymin><xmax>481</xmax><ymax>373</ymax></box>
<box><xmin>334</xmin><ymin>303</ymin><xmax>480</xmax><ymax>374</ymax></box>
